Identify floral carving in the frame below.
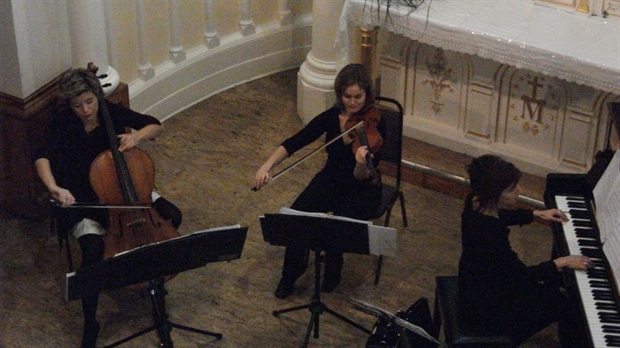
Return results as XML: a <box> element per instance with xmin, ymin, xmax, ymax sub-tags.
<box><xmin>422</xmin><ymin>48</ymin><xmax>453</xmax><ymax>114</ymax></box>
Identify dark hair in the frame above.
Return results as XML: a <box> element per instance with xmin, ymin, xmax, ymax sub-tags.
<box><xmin>466</xmin><ymin>154</ymin><xmax>521</xmax><ymax>211</ymax></box>
<box><xmin>58</xmin><ymin>68</ymin><xmax>103</xmax><ymax>101</ymax></box>
<box><xmin>333</xmin><ymin>63</ymin><xmax>375</xmax><ymax>113</ymax></box>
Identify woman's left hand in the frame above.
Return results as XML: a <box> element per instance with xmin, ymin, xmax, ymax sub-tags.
<box><xmin>533</xmin><ymin>208</ymin><xmax>569</xmax><ymax>223</ymax></box>
<box><xmin>355</xmin><ymin>145</ymin><xmax>369</xmax><ymax>164</ymax></box>
<box><xmin>117</xmin><ymin>133</ymin><xmax>140</xmax><ymax>152</ymax></box>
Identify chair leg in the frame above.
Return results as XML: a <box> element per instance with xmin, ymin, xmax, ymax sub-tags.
<box><xmin>432</xmin><ymin>285</ymin><xmax>442</xmax><ymax>339</ymax></box>
<box><xmin>374</xmin><ymin>255</ymin><xmax>383</xmax><ymax>285</ymax></box>
<box><xmin>399</xmin><ymin>192</ymin><xmax>408</xmax><ymax>227</ymax></box>
<box><xmin>384</xmin><ymin>208</ymin><xmax>392</xmax><ymax>227</ymax></box>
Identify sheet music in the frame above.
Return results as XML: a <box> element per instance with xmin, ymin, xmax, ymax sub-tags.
<box><xmin>351</xmin><ymin>299</ymin><xmax>445</xmax><ymax>347</ymax></box>
<box><xmin>593</xmin><ymin>149</ymin><xmax>620</xmax><ymax>287</ymax></box>
<box><xmin>278</xmin><ymin>207</ymin><xmax>372</xmax><ymax>225</ymax></box>
<box><xmin>266</xmin><ymin>207</ymin><xmax>398</xmax><ymax>256</ymax></box>
<box><xmin>190</xmin><ymin>224</ymin><xmax>242</xmax><ymax>234</ymax></box>
<box><xmin>113</xmin><ymin>224</ymin><xmax>243</xmax><ymax>257</ymax></box>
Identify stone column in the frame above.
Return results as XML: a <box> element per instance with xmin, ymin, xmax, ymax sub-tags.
<box><xmin>66</xmin><ymin>0</ymin><xmax>119</xmax><ymax>94</ymax></box>
<box><xmin>297</xmin><ymin>0</ymin><xmax>346</xmax><ymax>124</ymax></box>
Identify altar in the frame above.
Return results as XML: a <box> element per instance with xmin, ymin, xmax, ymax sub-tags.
<box><xmin>341</xmin><ymin>0</ymin><xmax>620</xmax><ymax>176</ymax></box>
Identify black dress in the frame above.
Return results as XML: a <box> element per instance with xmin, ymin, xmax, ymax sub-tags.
<box><xmin>280</xmin><ymin>106</ymin><xmax>383</xmax><ymax>283</ymax></box>
<box><xmin>458</xmin><ymin>199</ymin><xmax>584</xmax><ymax>345</ymax></box>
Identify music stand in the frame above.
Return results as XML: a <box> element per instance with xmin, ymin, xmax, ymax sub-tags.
<box><xmin>260</xmin><ymin>212</ymin><xmax>397</xmax><ymax>348</ymax></box>
<box><xmin>66</xmin><ymin>225</ymin><xmax>248</xmax><ymax>348</ymax></box>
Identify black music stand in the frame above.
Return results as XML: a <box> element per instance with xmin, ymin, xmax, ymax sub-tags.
<box><xmin>66</xmin><ymin>225</ymin><xmax>248</xmax><ymax>348</ymax></box>
<box><xmin>260</xmin><ymin>213</ymin><xmax>373</xmax><ymax>348</ymax></box>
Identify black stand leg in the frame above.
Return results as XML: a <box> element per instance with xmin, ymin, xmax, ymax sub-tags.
<box><xmin>104</xmin><ymin>278</ymin><xmax>222</xmax><ymax>348</ymax></box>
<box><xmin>272</xmin><ymin>250</ymin><xmax>370</xmax><ymax>348</ymax></box>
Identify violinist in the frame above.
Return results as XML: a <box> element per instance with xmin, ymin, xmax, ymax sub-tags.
<box><xmin>254</xmin><ymin>63</ymin><xmax>384</xmax><ymax>299</ymax></box>
<box><xmin>33</xmin><ymin>68</ymin><xmax>181</xmax><ymax>348</ymax></box>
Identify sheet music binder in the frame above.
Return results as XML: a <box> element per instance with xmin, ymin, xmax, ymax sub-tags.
<box><xmin>65</xmin><ymin>225</ymin><xmax>248</xmax><ymax>302</ymax></box>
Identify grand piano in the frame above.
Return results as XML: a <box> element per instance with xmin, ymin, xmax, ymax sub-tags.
<box><xmin>544</xmin><ymin>102</ymin><xmax>620</xmax><ymax>347</ymax></box>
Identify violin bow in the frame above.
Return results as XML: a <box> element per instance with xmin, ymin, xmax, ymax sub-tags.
<box><xmin>252</xmin><ymin>121</ymin><xmax>364</xmax><ymax>191</ymax></box>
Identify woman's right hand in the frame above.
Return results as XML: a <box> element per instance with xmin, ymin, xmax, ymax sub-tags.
<box><xmin>49</xmin><ymin>186</ymin><xmax>76</xmax><ymax>207</ymax></box>
<box><xmin>253</xmin><ymin>146</ymin><xmax>288</xmax><ymax>190</ymax></box>
<box><xmin>254</xmin><ymin>167</ymin><xmax>271</xmax><ymax>190</ymax></box>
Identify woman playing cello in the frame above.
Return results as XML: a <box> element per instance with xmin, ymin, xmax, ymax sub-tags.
<box><xmin>254</xmin><ymin>63</ymin><xmax>384</xmax><ymax>299</ymax></box>
<box><xmin>34</xmin><ymin>68</ymin><xmax>181</xmax><ymax>348</ymax></box>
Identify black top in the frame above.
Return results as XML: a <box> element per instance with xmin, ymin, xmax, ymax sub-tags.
<box><xmin>458</xmin><ymin>205</ymin><xmax>557</xmax><ymax>319</ymax></box>
<box><xmin>281</xmin><ymin>106</ymin><xmax>383</xmax><ymax>184</ymax></box>
<box><xmin>34</xmin><ymin>101</ymin><xmax>161</xmax><ymax>236</ymax></box>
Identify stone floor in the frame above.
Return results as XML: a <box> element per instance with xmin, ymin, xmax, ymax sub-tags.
<box><xmin>0</xmin><ymin>69</ymin><xmax>562</xmax><ymax>347</ymax></box>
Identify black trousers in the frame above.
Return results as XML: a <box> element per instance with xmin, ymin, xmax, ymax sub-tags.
<box><xmin>280</xmin><ymin>172</ymin><xmax>381</xmax><ymax>283</ymax></box>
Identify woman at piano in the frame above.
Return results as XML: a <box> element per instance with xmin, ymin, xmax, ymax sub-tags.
<box><xmin>458</xmin><ymin>154</ymin><xmax>594</xmax><ymax>346</ymax></box>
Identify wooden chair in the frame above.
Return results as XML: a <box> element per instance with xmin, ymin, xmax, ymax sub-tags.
<box><xmin>370</xmin><ymin>96</ymin><xmax>408</xmax><ymax>284</ymax></box>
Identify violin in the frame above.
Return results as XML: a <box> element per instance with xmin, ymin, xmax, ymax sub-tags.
<box><xmin>344</xmin><ymin>106</ymin><xmax>383</xmax><ymax>185</ymax></box>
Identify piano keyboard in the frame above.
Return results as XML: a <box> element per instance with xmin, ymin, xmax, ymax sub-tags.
<box><xmin>556</xmin><ymin>195</ymin><xmax>620</xmax><ymax>347</ymax></box>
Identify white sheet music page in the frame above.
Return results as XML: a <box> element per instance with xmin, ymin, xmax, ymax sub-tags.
<box><xmin>277</xmin><ymin>207</ymin><xmax>397</xmax><ymax>256</ymax></box>
<box><xmin>594</xmin><ymin>149</ymin><xmax>620</xmax><ymax>287</ymax></box>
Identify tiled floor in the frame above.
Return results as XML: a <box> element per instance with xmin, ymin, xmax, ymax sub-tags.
<box><xmin>0</xmin><ymin>69</ymin><xmax>561</xmax><ymax>347</ymax></box>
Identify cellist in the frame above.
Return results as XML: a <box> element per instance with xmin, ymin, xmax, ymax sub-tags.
<box><xmin>33</xmin><ymin>68</ymin><xmax>181</xmax><ymax>348</ymax></box>
<box><xmin>254</xmin><ymin>63</ymin><xmax>385</xmax><ymax>299</ymax></box>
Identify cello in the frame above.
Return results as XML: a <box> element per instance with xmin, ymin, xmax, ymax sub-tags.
<box><xmin>87</xmin><ymin>67</ymin><xmax>179</xmax><ymax>279</ymax></box>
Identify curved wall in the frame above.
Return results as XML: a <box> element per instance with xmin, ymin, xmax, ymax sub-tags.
<box><xmin>129</xmin><ymin>18</ymin><xmax>312</xmax><ymax>121</ymax></box>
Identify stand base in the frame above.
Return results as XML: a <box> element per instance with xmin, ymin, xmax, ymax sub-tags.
<box><xmin>274</xmin><ymin>298</ymin><xmax>370</xmax><ymax>348</ymax></box>
<box><xmin>272</xmin><ymin>250</ymin><xmax>369</xmax><ymax>348</ymax></box>
<box><xmin>103</xmin><ymin>321</ymin><xmax>222</xmax><ymax>348</ymax></box>
<box><xmin>104</xmin><ymin>278</ymin><xmax>222</xmax><ymax>348</ymax></box>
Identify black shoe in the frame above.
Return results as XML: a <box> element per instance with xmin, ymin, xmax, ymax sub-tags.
<box><xmin>321</xmin><ymin>276</ymin><xmax>340</xmax><ymax>293</ymax></box>
<box><xmin>275</xmin><ymin>278</ymin><xmax>295</xmax><ymax>299</ymax></box>
<box><xmin>81</xmin><ymin>320</ymin><xmax>100</xmax><ymax>348</ymax></box>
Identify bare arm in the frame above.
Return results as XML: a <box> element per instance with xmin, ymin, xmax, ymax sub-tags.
<box><xmin>254</xmin><ymin>145</ymin><xmax>289</xmax><ymax>189</ymax></box>
<box><xmin>117</xmin><ymin>124</ymin><xmax>164</xmax><ymax>152</ymax></box>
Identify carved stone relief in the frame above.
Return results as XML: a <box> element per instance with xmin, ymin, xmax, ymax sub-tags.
<box><xmin>378</xmin><ymin>32</ymin><xmax>618</xmax><ymax>176</ymax></box>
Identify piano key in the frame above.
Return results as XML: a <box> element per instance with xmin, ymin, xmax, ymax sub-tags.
<box><xmin>574</xmin><ymin>220</ymin><xmax>595</xmax><ymax>227</ymax></box>
<box><xmin>570</xmin><ymin>210</ymin><xmax>592</xmax><ymax>219</ymax></box>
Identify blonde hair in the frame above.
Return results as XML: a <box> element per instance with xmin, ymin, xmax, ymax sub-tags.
<box><xmin>58</xmin><ymin>68</ymin><xmax>103</xmax><ymax>101</ymax></box>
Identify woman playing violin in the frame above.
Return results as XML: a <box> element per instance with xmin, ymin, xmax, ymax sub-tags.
<box><xmin>33</xmin><ymin>68</ymin><xmax>181</xmax><ymax>348</ymax></box>
<box><xmin>255</xmin><ymin>63</ymin><xmax>385</xmax><ymax>299</ymax></box>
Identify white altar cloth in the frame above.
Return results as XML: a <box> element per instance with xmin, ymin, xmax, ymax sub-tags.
<box><xmin>340</xmin><ymin>0</ymin><xmax>620</xmax><ymax>95</ymax></box>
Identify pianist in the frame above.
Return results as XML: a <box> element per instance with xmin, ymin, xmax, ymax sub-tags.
<box><xmin>458</xmin><ymin>154</ymin><xmax>593</xmax><ymax>346</ymax></box>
